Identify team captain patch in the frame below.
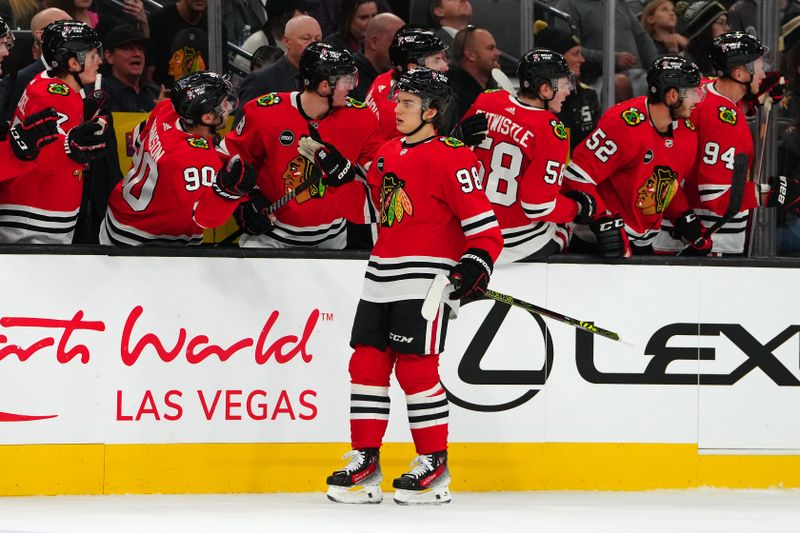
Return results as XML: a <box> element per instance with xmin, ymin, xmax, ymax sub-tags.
<box><xmin>47</xmin><ymin>82</ymin><xmax>70</xmax><ymax>96</ymax></box>
<box><xmin>621</xmin><ymin>107</ymin><xmax>645</xmax><ymax>126</ymax></box>
<box><xmin>187</xmin><ymin>137</ymin><xmax>210</xmax><ymax>149</ymax></box>
<box><xmin>718</xmin><ymin>106</ymin><xmax>737</xmax><ymax>125</ymax></box>
<box><xmin>256</xmin><ymin>93</ymin><xmax>281</xmax><ymax>107</ymax></box>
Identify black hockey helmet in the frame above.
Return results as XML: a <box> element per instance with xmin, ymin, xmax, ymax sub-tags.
<box><xmin>0</xmin><ymin>15</ymin><xmax>14</xmax><ymax>50</ymax></box>
<box><xmin>647</xmin><ymin>55</ymin><xmax>701</xmax><ymax>103</ymax></box>
<box><xmin>41</xmin><ymin>20</ymin><xmax>102</xmax><ymax>73</ymax></box>
<box><xmin>390</xmin><ymin>67</ymin><xmax>452</xmax><ymax>117</ymax></box>
<box><xmin>299</xmin><ymin>41</ymin><xmax>357</xmax><ymax>92</ymax></box>
<box><xmin>388</xmin><ymin>25</ymin><xmax>447</xmax><ymax>75</ymax></box>
<box><xmin>710</xmin><ymin>31</ymin><xmax>766</xmax><ymax>77</ymax></box>
<box><xmin>171</xmin><ymin>71</ymin><xmax>238</xmax><ymax>128</ymax></box>
<box><xmin>517</xmin><ymin>48</ymin><xmax>574</xmax><ymax>98</ymax></box>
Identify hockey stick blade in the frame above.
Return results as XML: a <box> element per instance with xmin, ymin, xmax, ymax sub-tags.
<box><xmin>421</xmin><ymin>273</ymin><xmax>450</xmax><ymax>321</ymax></box>
<box><xmin>491</xmin><ymin>68</ymin><xmax>516</xmax><ymax>94</ymax></box>
<box><xmin>482</xmin><ymin>288</ymin><xmax>633</xmax><ymax>345</ymax></box>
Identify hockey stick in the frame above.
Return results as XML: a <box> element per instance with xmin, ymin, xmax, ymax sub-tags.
<box><xmin>421</xmin><ymin>273</ymin><xmax>632</xmax><ymax>345</ymax></box>
<box><xmin>491</xmin><ymin>68</ymin><xmax>516</xmax><ymax>94</ymax></box>
<box><xmin>754</xmin><ymin>97</ymin><xmax>773</xmax><ymax>185</ymax></box>
<box><xmin>676</xmin><ymin>153</ymin><xmax>749</xmax><ymax>255</ymax></box>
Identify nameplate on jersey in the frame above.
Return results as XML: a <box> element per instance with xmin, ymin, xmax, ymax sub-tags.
<box><xmin>47</xmin><ymin>82</ymin><xmax>71</xmax><ymax>96</ymax></box>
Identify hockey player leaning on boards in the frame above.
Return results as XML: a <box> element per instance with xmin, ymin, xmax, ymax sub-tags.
<box><xmin>0</xmin><ymin>20</ymin><xmax>108</xmax><ymax>244</ymax></box>
<box><xmin>654</xmin><ymin>31</ymin><xmax>800</xmax><ymax>255</ymax></box>
<box><xmin>324</xmin><ymin>68</ymin><xmax>503</xmax><ymax>506</ymax></box>
<box><xmin>461</xmin><ymin>48</ymin><xmax>597</xmax><ymax>263</ymax></box>
<box><xmin>563</xmin><ymin>56</ymin><xmax>711</xmax><ymax>257</ymax></box>
<box><xmin>100</xmin><ymin>72</ymin><xmax>243</xmax><ymax>246</ymax></box>
<box><xmin>0</xmin><ymin>16</ymin><xmax>60</xmax><ymax>179</ymax></box>
<box><xmin>203</xmin><ymin>41</ymin><xmax>383</xmax><ymax>249</ymax></box>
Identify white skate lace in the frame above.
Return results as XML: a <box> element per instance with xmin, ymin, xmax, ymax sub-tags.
<box><xmin>405</xmin><ymin>454</ymin><xmax>434</xmax><ymax>479</ymax></box>
<box><xmin>340</xmin><ymin>450</ymin><xmax>366</xmax><ymax>474</ymax></box>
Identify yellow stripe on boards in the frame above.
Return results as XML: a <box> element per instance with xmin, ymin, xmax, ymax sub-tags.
<box><xmin>1</xmin><ymin>443</ymin><xmax>799</xmax><ymax>496</ymax></box>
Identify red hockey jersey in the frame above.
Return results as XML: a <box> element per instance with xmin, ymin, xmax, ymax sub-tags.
<box><xmin>220</xmin><ymin>91</ymin><xmax>383</xmax><ymax>248</ymax></box>
<box><xmin>100</xmin><ymin>105</ymin><xmax>223</xmax><ymax>245</ymax></box>
<box><xmin>0</xmin><ymin>142</ymin><xmax>30</xmax><ymax>181</ymax></box>
<box><xmin>463</xmin><ymin>89</ymin><xmax>572</xmax><ymax>262</ymax></box>
<box><xmin>364</xmin><ymin>70</ymin><xmax>401</xmax><ymax>141</ymax></box>
<box><xmin>564</xmin><ymin>96</ymin><xmax>697</xmax><ymax>249</ymax></box>
<box><xmin>362</xmin><ymin>135</ymin><xmax>503</xmax><ymax>305</ymax></box>
<box><xmin>0</xmin><ymin>72</ymin><xmax>85</xmax><ymax>244</ymax></box>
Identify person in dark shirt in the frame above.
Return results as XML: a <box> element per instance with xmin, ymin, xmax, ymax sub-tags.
<box><xmin>444</xmin><ymin>24</ymin><xmax>499</xmax><ymax>131</ymax></box>
<box><xmin>102</xmin><ymin>25</ymin><xmax>160</xmax><ymax>112</ymax></box>
<box><xmin>352</xmin><ymin>12</ymin><xmax>404</xmax><ymax>100</ymax></box>
<box><xmin>324</xmin><ymin>0</ymin><xmax>377</xmax><ymax>53</ymax></box>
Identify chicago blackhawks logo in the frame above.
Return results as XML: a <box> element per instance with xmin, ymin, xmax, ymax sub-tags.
<box><xmin>551</xmin><ymin>119</ymin><xmax>568</xmax><ymax>140</ymax></box>
<box><xmin>484</xmin><ymin>88</ymin><xmax>502</xmax><ymax>94</ymax></box>
<box><xmin>380</xmin><ymin>173</ymin><xmax>413</xmax><ymax>227</ymax></box>
<box><xmin>283</xmin><ymin>156</ymin><xmax>325</xmax><ymax>204</ymax></box>
<box><xmin>47</xmin><ymin>82</ymin><xmax>70</xmax><ymax>96</ymax></box>
<box><xmin>441</xmin><ymin>137</ymin><xmax>465</xmax><ymax>149</ymax></box>
<box><xmin>621</xmin><ymin>107</ymin><xmax>645</xmax><ymax>126</ymax></box>
<box><xmin>256</xmin><ymin>93</ymin><xmax>282</xmax><ymax>107</ymax></box>
<box><xmin>684</xmin><ymin>118</ymin><xmax>696</xmax><ymax>131</ymax></box>
<box><xmin>167</xmin><ymin>47</ymin><xmax>206</xmax><ymax>81</ymax></box>
<box><xmin>636</xmin><ymin>166</ymin><xmax>678</xmax><ymax>215</ymax></box>
<box><xmin>718</xmin><ymin>106</ymin><xmax>738</xmax><ymax>125</ymax></box>
<box><xmin>345</xmin><ymin>97</ymin><xmax>366</xmax><ymax>109</ymax></box>
<box><xmin>187</xmin><ymin>137</ymin><xmax>210</xmax><ymax>149</ymax></box>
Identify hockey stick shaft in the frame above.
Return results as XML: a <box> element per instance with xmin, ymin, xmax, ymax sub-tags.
<box><xmin>754</xmin><ymin>98</ymin><xmax>773</xmax><ymax>185</ymax></box>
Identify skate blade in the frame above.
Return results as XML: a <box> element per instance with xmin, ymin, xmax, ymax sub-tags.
<box><xmin>393</xmin><ymin>486</ymin><xmax>451</xmax><ymax>505</ymax></box>
<box><xmin>327</xmin><ymin>484</ymin><xmax>383</xmax><ymax>504</ymax></box>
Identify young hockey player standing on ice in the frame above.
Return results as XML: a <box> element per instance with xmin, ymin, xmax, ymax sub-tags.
<box><xmin>322</xmin><ymin>67</ymin><xmax>503</xmax><ymax>505</ymax></box>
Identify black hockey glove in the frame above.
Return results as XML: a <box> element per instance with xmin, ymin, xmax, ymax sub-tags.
<box><xmin>756</xmin><ymin>71</ymin><xmax>785</xmax><ymax>106</ymax></box>
<box><xmin>449</xmin><ymin>248</ymin><xmax>493</xmax><ymax>300</ymax></box>
<box><xmin>214</xmin><ymin>154</ymin><xmax>257</xmax><ymax>200</ymax></box>
<box><xmin>234</xmin><ymin>192</ymin><xmax>275</xmax><ymax>235</ymax></box>
<box><xmin>766</xmin><ymin>175</ymin><xmax>800</xmax><ymax>215</ymax></box>
<box><xmin>8</xmin><ymin>108</ymin><xmax>60</xmax><ymax>161</ymax></box>
<box><xmin>297</xmin><ymin>128</ymin><xmax>357</xmax><ymax>187</ymax></box>
<box><xmin>83</xmin><ymin>87</ymin><xmax>108</xmax><ymax>120</ymax></box>
<box><xmin>564</xmin><ymin>190</ymin><xmax>597</xmax><ymax>225</ymax></box>
<box><xmin>672</xmin><ymin>209</ymin><xmax>712</xmax><ymax>255</ymax></box>
<box><xmin>450</xmin><ymin>113</ymin><xmax>488</xmax><ymax>147</ymax></box>
<box><xmin>65</xmin><ymin>117</ymin><xmax>108</xmax><ymax>164</ymax></box>
<box><xmin>590</xmin><ymin>214</ymin><xmax>630</xmax><ymax>258</ymax></box>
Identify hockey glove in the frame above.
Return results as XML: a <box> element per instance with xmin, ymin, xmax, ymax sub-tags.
<box><xmin>766</xmin><ymin>175</ymin><xmax>800</xmax><ymax>215</ymax></box>
<box><xmin>8</xmin><ymin>108</ymin><xmax>60</xmax><ymax>161</ymax></box>
<box><xmin>590</xmin><ymin>214</ymin><xmax>631</xmax><ymax>258</ymax></box>
<box><xmin>297</xmin><ymin>129</ymin><xmax>357</xmax><ymax>187</ymax></box>
<box><xmin>83</xmin><ymin>87</ymin><xmax>109</xmax><ymax>120</ymax></box>
<box><xmin>672</xmin><ymin>209</ymin><xmax>712</xmax><ymax>255</ymax></box>
<box><xmin>234</xmin><ymin>192</ymin><xmax>275</xmax><ymax>235</ymax></box>
<box><xmin>214</xmin><ymin>154</ymin><xmax>257</xmax><ymax>200</ymax></box>
<box><xmin>449</xmin><ymin>248</ymin><xmax>493</xmax><ymax>300</ymax></box>
<box><xmin>65</xmin><ymin>117</ymin><xmax>108</xmax><ymax>164</ymax></box>
<box><xmin>756</xmin><ymin>71</ymin><xmax>785</xmax><ymax>106</ymax></box>
<box><xmin>450</xmin><ymin>113</ymin><xmax>488</xmax><ymax>147</ymax></box>
<box><xmin>564</xmin><ymin>190</ymin><xmax>597</xmax><ymax>225</ymax></box>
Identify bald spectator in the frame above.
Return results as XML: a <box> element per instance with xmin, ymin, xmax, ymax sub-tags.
<box><xmin>430</xmin><ymin>0</ymin><xmax>472</xmax><ymax>46</ymax></box>
<box><xmin>237</xmin><ymin>14</ymin><xmax>321</xmax><ymax>107</ymax></box>
<box><xmin>0</xmin><ymin>7</ymin><xmax>71</xmax><ymax>122</ymax></box>
<box><xmin>444</xmin><ymin>25</ymin><xmax>499</xmax><ymax>131</ymax></box>
<box><xmin>352</xmin><ymin>12</ymin><xmax>404</xmax><ymax>100</ymax></box>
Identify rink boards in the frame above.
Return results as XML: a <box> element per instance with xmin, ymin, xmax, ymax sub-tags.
<box><xmin>0</xmin><ymin>254</ymin><xmax>799</xmax><ymax>495</ymax></box>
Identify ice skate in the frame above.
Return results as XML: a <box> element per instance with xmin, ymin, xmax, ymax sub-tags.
<box><xmin>326</xmin><ymin>448</ymin><xmax>383</xmax><ymax>504</ymax></box>
<box><xmin>392</xmin><ymin>450</ymin><xmax>451</xmax><ymax>505</ymax></box>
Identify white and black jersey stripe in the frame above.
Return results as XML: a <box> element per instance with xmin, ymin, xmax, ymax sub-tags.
<box><xmin>361</xmin><ymin>255</ymin><xmax>457</xmax><ymax>303</ymax></box>
<box><xmin>563</xmin><ymin>161</ymin><xmax>597</xmax><ymax>185</ymax></box>
<box><xmin>239</xmin><ymin>218</ymin><xmax>348</xmax><ymax>249</ymax></box>
<box><xmin>497</xmin><ymin>221</ymin><xmax>568</xmax><ymax>264</ymax></box>
<box><xmin>520</xmin><ymin>198</ymin><xmax>556</xmax><ymax>219</ymax></box>
<box><xmin>461</xmin><ymin>210</ymin><xmax>499</xmax><ymax>237</ymax></box>
<box><xmin>656</xmin><ymin>209</ymin><xmax>748</xmax><ymax>254</ymax></box>
<box><xmin>406</xmin><ymin>384</ymin><xmax>448</xmax><ymax>430</ymax></box>
<box><xmin>0</xmin><ymin>204</ymin><xmax>79</xmax><ymax>244</ymax></box>
<box><xmin>99</xmin><ymin>210</ymin><xmax>203</xmax><ymax>246</ymax></box>
<box><xmin>349</xmin><ymin>384</ymin><xmax>390</xmax><ymax>421</ymax></box>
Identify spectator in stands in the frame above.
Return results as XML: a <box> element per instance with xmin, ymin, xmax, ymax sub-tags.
<box><xmin>641</xmin><ymin>0</ymin><xmax>688</xmax><ymax>55</ymax></box>
<box><xmin>237</xmin><ymin>14</ymin><xmax>321</xmax><ymax>107</ymax></box>
<box><xmin>250</xmin><ymin>45</ymin><xmax>284</xmax><ymax>71</ymax></box>
<box><xmin>726</xmin><ymin>0</ymin><xmax>756</xmax><ymax>34</ymax></box>
<box><xmin>680</xmin><ymin>0</ymin><xmax>728</xmax><ymax>76</ymax></box>
<box><xmin>312</xmin><ymin>0</ymin><xmax>391</xmax><ymax>38</ymax></box>
<box><xmin>102</xmin><ymin>25</ymin><xmax>160</xmax><ymax>113</ymax></box>
<box><xmin>45</xmin><ymin>0</ymin><xmax>149</xmax><ymax>41</ymax></box>
<box><xmin>0</xmin><ymin>0</ymin><xmax>40</xmax><ymax>30</ymax></box>
<box><xmin>444</xmin><ymin>24</ymin><xmax>499</xmax><ymax>130</ymax></box>
<box><xmin>556</xmin><ymin>0</ymin><xmax>659</xmax><ymax>99</ymax></box>
<box><xmin>430</xmin><ymin>0</ymin><xmax>472</xmax><ymax>47</ymax></box>
<box><xmin>224</xmin><ymin>0</ymin><xmax>267</xmax><ymax>46</ymax></box>
<box><xmin>0</xmin><ymin>7</ymin><xmax>71</xmax><ymax>123</ymax></box>
<box><xmin>352</xmin><ymin>12</ymin><xmax>404</xmax><ymax>100</ymax></box>
<box><xmin>324</xmin><ymin>0</ymin><xmax>378</xmax><ymax>53</ymax></box>
<box><xmin>240</xmin><ymin>0</ymin><xmax>317</xmax><ymax>56</ymax></box>
<box><xmin>534</xmin><ymin>20</ymin><xmax>600</xmax><ymax>151</ymax></box>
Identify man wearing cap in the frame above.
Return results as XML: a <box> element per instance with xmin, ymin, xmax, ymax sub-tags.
<box><xmin>534</xmin><ymin>21</ymin><xmax>600</xmax><ymax>150</ymax></box>
<box><xmin>102</xmin><ymin>25</ymin><xmax>160</xmax><ymax>113</ymax></box>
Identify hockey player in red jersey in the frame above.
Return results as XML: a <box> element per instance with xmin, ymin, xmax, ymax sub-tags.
<box><xmin>0</xmin><ymin>20</ymin><xmax>108</xmax><ymax>244</ymax></box>
<box><xmin>563</xmin><ymin>56</ymin><xmax>711</xmax><ymax>256</ymax></box>
<box><xmin>462</xmin><ymin>49</ymin><xmax>596</xmax><ymax>263</ymax></box>
<box><xmin>324</xmin><ymin>68</ymin><xmax>503</xmax><ymax>506</ymax></box>
<box><xmin>210</xmin><ymin>41</ymin><xmax>383</xmax><ymax>249</ymax></box>
<box><xmin>100</xmin><ymin>72</ymin><xmax>244</xmax><ymax>245</ymax></box>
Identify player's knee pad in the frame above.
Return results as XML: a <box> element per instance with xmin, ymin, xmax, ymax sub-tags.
<box><xmin>349</xmin><ymin>344</ymin><xmax>395</xmax><ymax>387</ymax></box>
<box><xmin>395</xmin><ymin>353</ymin><xmax>441</xmax><ymax>395</ymax></box>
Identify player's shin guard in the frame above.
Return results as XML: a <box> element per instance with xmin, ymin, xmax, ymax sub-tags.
<box><xmin>348</xmin><ymin>346</ymin><xmax>394</xmax><ymax>449</ymax></box>
<box><xmin>326</xmin><ymin>448</ymin><xmax>383</xmax><ymax>504</ymax></box>
<box><xmin>393</xmin><ymin>450</ymin><xmax>451</xmax><ymax>505</ymax></box>
<box><xmin>405</xmin><ymin>383</ymin><xmax>449</xmax><ymax>454</ymax></box>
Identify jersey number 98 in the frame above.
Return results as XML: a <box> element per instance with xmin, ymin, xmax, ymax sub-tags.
<box><xmin>456</xmin><ymin>167</ymin><xmax>483</xmax><ymax>193</ymax></box>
